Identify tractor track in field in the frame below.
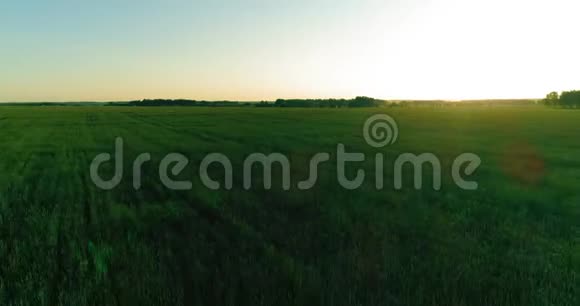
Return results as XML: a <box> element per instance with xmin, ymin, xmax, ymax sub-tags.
<box><xmin>78</xmin><ymin>115</ymin><xmax>124</xmax><ymax>305</ymax></box>
<box><xmin>48</xmin><ymin>224</ymin><xmax>64</xmax><ymax>306</ymax></box>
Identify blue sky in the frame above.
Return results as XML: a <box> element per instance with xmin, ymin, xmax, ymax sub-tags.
<box><xmin>1</xmin><ymin>0</ymin><xmax>579</xmax><ymax>101</ymax></box>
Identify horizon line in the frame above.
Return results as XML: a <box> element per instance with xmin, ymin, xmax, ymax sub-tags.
<box><xmin>0</xmin><ymin>97</ymin><xmax>543</xmax><ymax>104</ymax></box>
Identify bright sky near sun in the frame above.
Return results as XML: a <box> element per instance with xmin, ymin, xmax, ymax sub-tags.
<box><xmin>1</xmin><ymin>0</ymin><xmax>579</xmax><ymax>102</ymax></box>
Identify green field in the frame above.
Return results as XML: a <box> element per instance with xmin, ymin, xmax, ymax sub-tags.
<box><xmin>0</xmin><ymin>106</ymin><xmax>578</xmax><ymax>305</ymax></box>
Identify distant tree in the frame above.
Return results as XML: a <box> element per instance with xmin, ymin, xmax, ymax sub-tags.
<box><xmin>350</xmin><ymin>96</ymin><xmax>378</xmax><ymax>107</ymax></box>
<box><xmin>256</xmin><ymin>101</ymin><xmax>274</xmax><ymax>107</ymax></box>
<box><xmin>543</xmin><ymin>91</ymin><xmax>559</xmax><ymax>107</ymax></box>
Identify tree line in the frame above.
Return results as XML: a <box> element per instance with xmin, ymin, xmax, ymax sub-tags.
<box><xmin>108</xmin><ymin>97</ymin><xmax>390</xmax><ymax>108</ymax></box>
<box><xmin>274</xmin><ymin>96</ymin><xmax>387</xmax><ymax>108</ymax></box>
<box><xmin>543</xmin><ymin>90</ymin><xmax>580</xmax><ymax>108</ymax></box>
<box><xmin>121</xmin><ymin>99</ymin><xmax>246</xmax><ymax>107</ymax></box>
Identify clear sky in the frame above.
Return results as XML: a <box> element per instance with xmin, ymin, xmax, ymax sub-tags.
<box><xmin>1</xmin><ymin>0</ymin><xmax>579</xmax><ymax>102</ymax></box>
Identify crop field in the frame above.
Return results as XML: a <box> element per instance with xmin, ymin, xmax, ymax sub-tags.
<box><xmin>0</xmin><ymin>106</ymin><xmax>578</xmax><ymax>305</ymax></box>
